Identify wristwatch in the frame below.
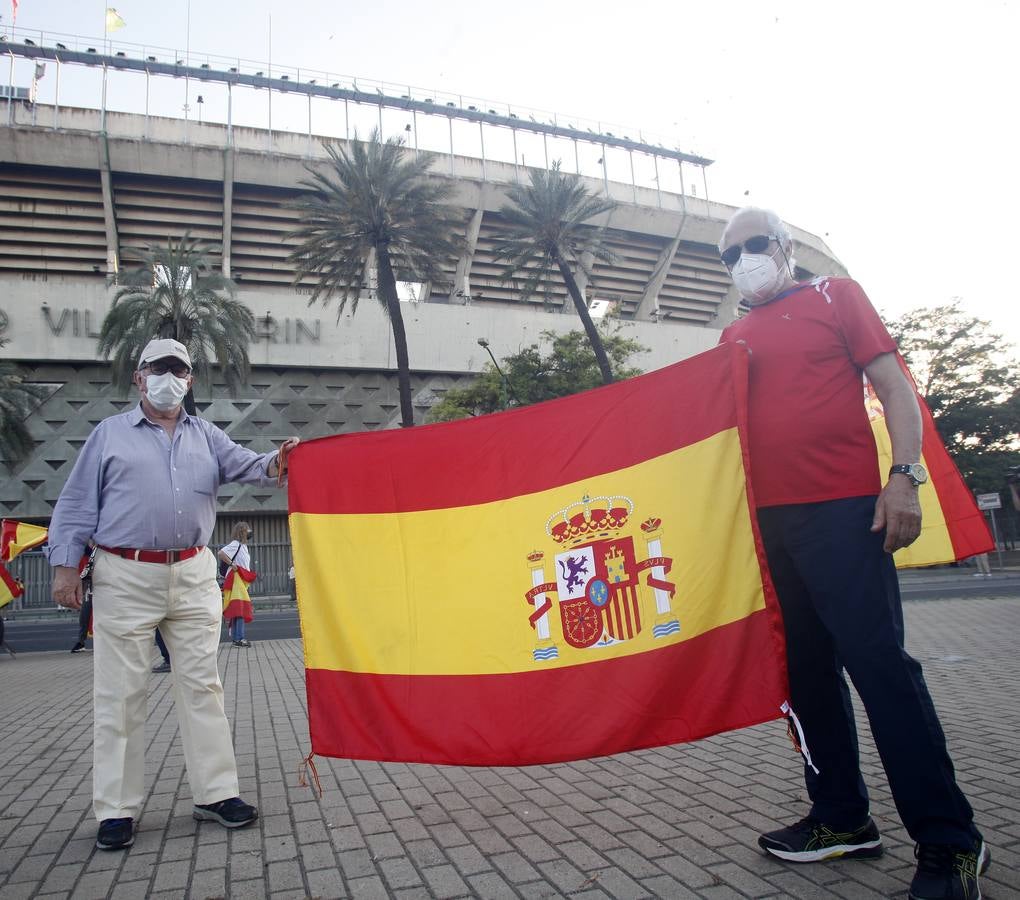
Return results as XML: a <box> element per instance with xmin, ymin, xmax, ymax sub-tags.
<box><xmin>889</xmin><ymin>463</ymin><xmax>928</xmax><ymax>487</ymax></box>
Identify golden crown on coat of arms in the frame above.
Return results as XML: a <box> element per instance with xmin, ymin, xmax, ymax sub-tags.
<box><xmin>545</xmin><ymin>493</ymin><xmax>635</xmax><ymax>546</ymax></box>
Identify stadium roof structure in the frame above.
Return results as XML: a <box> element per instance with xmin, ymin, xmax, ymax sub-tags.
<box><xmin>2</xmin><ymin>29</ymin><xmax>713</xmax><ymax>169</ymax></box>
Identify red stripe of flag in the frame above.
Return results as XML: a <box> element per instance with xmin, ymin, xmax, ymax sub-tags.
<box><xmin>289</xmin><ymin>345</ymin><xmax>744</xmax><ymax>515</ymax></box>
<box><xmin>306</xmin><ymin>608</ymin><xmax>783</xmax><ymax>767</ymax></box>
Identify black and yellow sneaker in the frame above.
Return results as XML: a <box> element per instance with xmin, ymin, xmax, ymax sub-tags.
<box><xmin>758</xmin><ymin>815</ymin><xmax>883</xmax><ymax>862</ymax></box>
<box><xmin>909</xmin><ymin>841</ymin><xmax>990</xmax><ymax>900</ymax></box>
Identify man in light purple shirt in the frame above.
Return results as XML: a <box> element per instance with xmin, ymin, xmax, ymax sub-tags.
<box><xmin>49</xmin><ymin>338</ymin><xmax>298</xmax><ymax>851</ymax></box>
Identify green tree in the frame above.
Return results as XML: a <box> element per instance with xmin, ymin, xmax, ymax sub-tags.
<box><xmin>493</xmin><ymin>162</ymin><xmax>618</xmax><ymax>385</ymax></box>
<box><xmin>289</xmin><ymin>131</ymin><xmax>462</xmax><ymax>428</ymax></box>
<box><xmin>887</xmin><ymin>299</ymin><xmax>1020</xmax><ymax>491</ymax></box>
<box><xmin>428</xmin><ymin>326</ymin><xmax>646</xmax><ymax>423</ymax></box>
<box><xmin>98</xmin><ymin>234</ymin><xmax>255</xmax><ymax>414</ymax></box>
<box><xmin>0</xmin><ymin>340</ymin><xmax>49</xmax><ymax>466</ymax></box>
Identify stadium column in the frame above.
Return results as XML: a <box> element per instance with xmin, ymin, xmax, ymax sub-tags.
<box><xmin>98</xmin><ymin>136</ymin><xmax>121</xmax><ymax>278</ymax></box>
<box><xmin>222</xmin><ymin>148</ymin><xmax>234</xmax><ymax>278</ymax></box>
<box><xmin>715</xmin><ymin>282</ymin><xmax>743</xmax><ymax>328</ymax></box>
<box><xmin>573</xmin><ymin>249</ymin><xmax>595</xmax><ymax>305</ymax></box>
<box><xmin>634</xmin><ymin>234</ymin><xmax>683</xmax><ymax>322</ymax></box>
<box><xmin>448</xmin><ymin>195</ymin><xmax>486</xmax><ymax>304</ymax></box>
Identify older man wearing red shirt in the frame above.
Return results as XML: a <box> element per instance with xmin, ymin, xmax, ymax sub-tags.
<box><xmin>718</xmin><ymin>208</ymin><xmax>987</xmax><ymax>900</ymax></box>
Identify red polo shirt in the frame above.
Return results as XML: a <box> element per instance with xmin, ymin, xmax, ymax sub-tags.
<box><xmin>720</xmin><ymin>277</ymin><xmax>897</xmax><ymax>508</ymax></box>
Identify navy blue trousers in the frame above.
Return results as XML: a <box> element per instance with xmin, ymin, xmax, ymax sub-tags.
<box><xmin>154</xmin><ymin>627</ymin><xmax>170</xmax><ymax>665</ymax></box>
<box><xmin>757</xmin><ymin>496</ymin><xmax>979</xmax><ymax>847</ymax></box>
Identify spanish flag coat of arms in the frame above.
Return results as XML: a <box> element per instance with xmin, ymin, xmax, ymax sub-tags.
<box><xmin>289</xmin><ymin>344</ymin><xmax>792</xmax><ymax>766</ymax></box>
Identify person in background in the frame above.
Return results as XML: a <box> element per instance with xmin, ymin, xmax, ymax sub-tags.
<box><xmin>218</xmin><ymin>523</ymin><xmax>253</xmax><ymax>648</ymax></box>
<box><xmin>152</xmin><ymin>628</ymin><xmax>171</xmax><ymax>673</ymax></box>
<box><xmin>972</xmin><ymin>552</ymin><xmax>992</xmax><ymax>577</ymax></box>
<box><xmin>48</xmin><ymin>337</ymin><xmax>298</xmax><ymax>851</ymax></box>
<box><xmin>70</xmin><ymin>546</ymin><xmax>97</xmax><ymax>653</ymax></box>
<box><xmin>717</xmin><ymin>208</ymin><xmax>987</xmax><ymax>900</ymax></box>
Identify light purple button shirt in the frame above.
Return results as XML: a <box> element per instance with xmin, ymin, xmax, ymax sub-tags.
<box><xmin>47</xmin><ymin>404</ymin><xmax>280</xmax><ymax>567</ymax></box>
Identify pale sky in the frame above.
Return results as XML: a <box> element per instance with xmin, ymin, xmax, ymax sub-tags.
<box><xmin>6</xmin><ymin>0</ymin><xmax>1019</xmax><ymax>345</ymax></box>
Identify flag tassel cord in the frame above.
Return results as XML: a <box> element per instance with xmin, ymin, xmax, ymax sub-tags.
<box><xmin>781</xmin><ymin>700</ymin><xmax>819</xmax><ymax>775</ymax></box>
<box><xmin>298</xmin><ymin>751</ymin><xmax>323</xmax><ymax>798</ymax></box>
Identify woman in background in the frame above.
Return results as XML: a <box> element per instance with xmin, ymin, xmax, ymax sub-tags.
<box><xmin>218</xmin><ymin>522</ymin><xmax>254</xmax><ymax>648</ymax></box>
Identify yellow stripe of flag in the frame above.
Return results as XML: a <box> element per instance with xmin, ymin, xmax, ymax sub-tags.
<box><xmin>293</xmin><ymin>429</ymin><xmax>764</xmax><ymax>676</ymax></box>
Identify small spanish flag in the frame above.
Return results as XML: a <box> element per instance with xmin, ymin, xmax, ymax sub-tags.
<box><xmin>0</xmin><ymin>561</ymin><xmax>24</xmax><ymax>610</ymax></box>
<box><xmin>1</xmin><ymin>520</ymin><xmax>48</xmax><ymax>563</ymax></box>
<box><xmin>865</xmin><ymin>359</ymin><xmax>993</xmax><ymax>567</ymax></box>
<box><xmin>222</xmin><ymin>566</ymin><xmax>256</xmax><ymax>624</ymax></box>
<box><xmin>105</xmin><ymin>7</ymin><xmax>126</xmax><ymax>32</ymax></box>
<box><xmin>290</xmin><ymin>344</ymin><xmax>791</xmax><ymax>766</ymax></box>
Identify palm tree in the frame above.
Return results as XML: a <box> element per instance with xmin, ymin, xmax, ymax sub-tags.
<box><xmin>0</xmin><ymin>348</ymin><xmax>49</xmax><ymax>466</ymax></box>
<box><xmin>493</xmin><ymin>162</ymin><xmax>618</xmax><ymax>384</ymax></box>
<box><xmin>288</xmin><ymin>130</ymin><xmax>462</xmax><ymax>428</ymax></box>
<box><xmin>98</xmin><ymin>234</ymin><xmax>256</xmax><ymax>414</ymax></box>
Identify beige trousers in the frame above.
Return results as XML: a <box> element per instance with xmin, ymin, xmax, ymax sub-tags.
<box><xmin>91</xmin><ymin>548</ymin><xmax>239</xmax><ymax>821</ymax></box>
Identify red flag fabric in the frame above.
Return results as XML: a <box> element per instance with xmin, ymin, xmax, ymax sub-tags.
<box><xmin>289</xmin><ymin>344</ymin><xmax>791</xmax><ymax>766</ymax></box>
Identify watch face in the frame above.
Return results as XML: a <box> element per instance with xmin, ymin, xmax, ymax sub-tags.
<box><xmin>909</xmin><ymin>464</ymin><xmax>928</xmax><ymax>484</ymax></box>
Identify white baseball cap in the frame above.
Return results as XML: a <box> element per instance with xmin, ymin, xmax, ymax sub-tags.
<box><xmin>138</xmin><ymin>338</ymin><xmax>191</xmax><ymax>369</ymax></box>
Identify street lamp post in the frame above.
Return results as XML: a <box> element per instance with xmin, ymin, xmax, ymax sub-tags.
<box><xmin>477</xmin><ymin>338</ymin><xmax>518</xmax><ymax>409</ymax></box>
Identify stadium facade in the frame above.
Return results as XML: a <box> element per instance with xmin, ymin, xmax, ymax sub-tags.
<box><xmin>0</xmin><ymin>51</ymin><xmax>846</xmax><ymax>595</ymax></box>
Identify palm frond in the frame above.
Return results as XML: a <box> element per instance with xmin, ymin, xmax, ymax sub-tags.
<box><xmin>288</xmin><ymin>129</ymin><xmax>463</xmax><ymax>315</ymax></box>
<box><xmin>98</xmin><ymin>233</ymin><xmax>251</xmax><ymax>395</ymax></box>
<box><xmin>0</xmin><ymin>362</ymin><xmax>49</xmax><ymax>464</ymax></box>
<box><xmin>493</xmin><ymin>162</ymin><xmax>618</xmax><ymax>302</ymax></box>
<box><xmin>495</xmin><ymin>162</ymin><xmax>618</xmax><ymax>384</ymax></box>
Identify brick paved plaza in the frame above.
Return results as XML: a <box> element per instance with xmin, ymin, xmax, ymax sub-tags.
<box><xmin>0</xmin><ymin>596</ymin><xmax>1017</xmax><ymax>899</ymax></box>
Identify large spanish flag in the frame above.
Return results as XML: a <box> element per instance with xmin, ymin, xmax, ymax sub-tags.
<box><xmin>1</xmin><ymin>520</ymin><xmax>47</xmax><ymax>562</ymax></box>
<box><xmin>865</xmin><ymin>361</ymin><xmax>994</xmax><ymax>567</ymax></box>
<box><xmin>289</xmin><ymin>344</ymin><xmax>790</xmax><ymax>766</ymax></box>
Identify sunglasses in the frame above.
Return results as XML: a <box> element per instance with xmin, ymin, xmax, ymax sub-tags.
<box><xmin>146</xmin><ymin>360</ymin><xmax>192</xmax><ymax>377</ymax></box>
<box><xmin>720</xmin><ymin>234</ymin><xmax>777</xmax><ymax>268</ymax></box>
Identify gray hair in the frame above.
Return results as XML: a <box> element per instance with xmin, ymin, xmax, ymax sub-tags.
<box><xmin>761</xmin><ymin>208</ymin><xmax>793</xmax><ymax>251</ymax></box>
<box><xmin>726</xmin><ymin>206</ymin><xmax>797</xmax><ymax>274</ymax></box>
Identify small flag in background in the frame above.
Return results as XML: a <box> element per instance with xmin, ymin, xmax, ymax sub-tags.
<box><xmin>222</xmin><ymin>566</ymin><xmax>257</xmax><ymax>624</ymax></box>
<box><xmin>0</xmin><ymin>520</ymin><xmax>48</xmax><ymax>563</ymax></box>
<box><xmin>11</xmin><ymin>0</ymin><xmax>18</xmax><ymax>26</ymax></box>
<box><xmin>289</xmin><ymin>344</ymin><xmax>791</xmax><ymax>767</ymax></box>
<box><xmin>0</xmin><ymin>562</ymin><xmax>24</xmax><ymax>610</ymax></box>
<box><xmin>865</xmin><ymin>358</ymin><xmax>994</xmax><ymax>567</ymax></box>
<box><xmin>105</xmin><ymin>7</ymin><xmax>126</xmax><ymax>32</ymax></box>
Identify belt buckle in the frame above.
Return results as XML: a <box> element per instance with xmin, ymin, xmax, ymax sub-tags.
<box><xmin>168</xmin><ymin>550</ymin><xmax>180</xmax><ymax>564</ymax></box>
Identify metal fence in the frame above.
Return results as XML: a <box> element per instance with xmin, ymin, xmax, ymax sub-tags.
<box><xmin>4</xmin><ymin>542</ymin><xmax>294</xmax><ymax>612</ymax></box>
<box><xmin>5</xmin><ymin>511</ymin><xmax>1016</xmax><ymax>612</ymax></box>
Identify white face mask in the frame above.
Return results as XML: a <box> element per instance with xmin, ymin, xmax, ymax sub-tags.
<box><xmin>145</xmin><ymin>372</ymin><xmax>190</xmax><ymax>411</ymax></box>
<box><xmin>731</xmin><ymin>249</ymin><xmax>790</xmax><ymax>304</ymax></box>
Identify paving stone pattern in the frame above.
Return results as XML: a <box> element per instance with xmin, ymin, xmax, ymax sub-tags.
<box><xmin>0</xmin><ymin>597</ymin><xmax>1017</xmax><ymax>899</ymax></box>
